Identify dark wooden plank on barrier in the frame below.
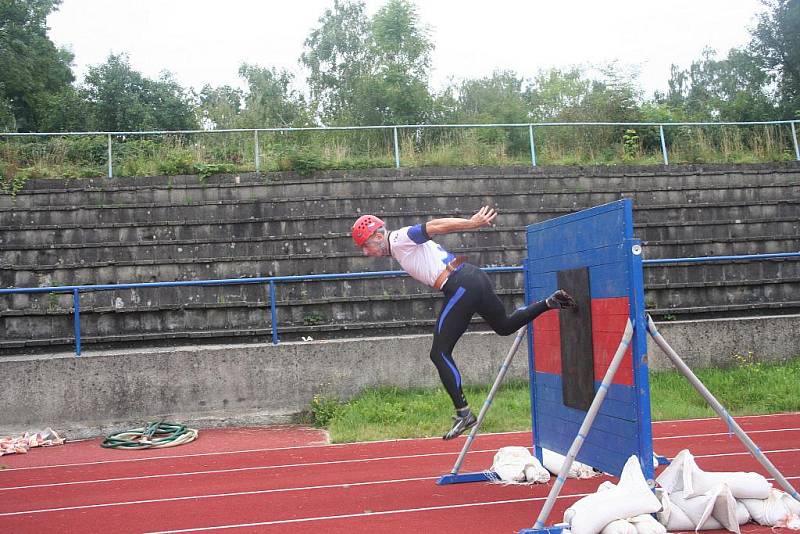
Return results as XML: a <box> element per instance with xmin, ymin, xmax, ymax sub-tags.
<box><xmin>557</xmin><ymin>266</ymin><xmax>595</xmax><ymax>411</ymax></box>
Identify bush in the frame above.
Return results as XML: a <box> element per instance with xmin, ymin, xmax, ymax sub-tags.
<box><xmin>193</xmin><ymin>162</ymin><xmax>236</xmax><ymax>180</ymax></box>
<box><xmin>65</xmin><ymin>136</ymin><xmax>108</xmax><ymax>165</ymax></box>
<box><xmin>157</xmin><ymin>150</ymin><xmax>196</xmax><ymax>175</ymax></box>
<box><xmin>309</xmin><ymin>394</ymin><xmax>344</xmax><ymax>427</ymax></box>
<box><xmin>273</xmin><ymin>145</ymin><xmax>326</xmax><ymax>176</ymax></box>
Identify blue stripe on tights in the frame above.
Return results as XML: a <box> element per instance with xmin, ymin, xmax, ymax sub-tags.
<box><xmin>438</xmin><ymin>286</ymin><xmax>466</xmax><ymax>333</ymax></box>
<box><xmin>442</xmin><ymin>352</ymin><xmax>462</xmax><ymax>388</ymax></box>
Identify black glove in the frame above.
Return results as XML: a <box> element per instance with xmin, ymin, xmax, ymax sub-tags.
<box><xmin>546</xmin><ymin>289</ymin><xmax>577</xmax><ymax>309</ymax></box>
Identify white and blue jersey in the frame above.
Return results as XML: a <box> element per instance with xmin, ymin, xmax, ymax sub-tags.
<box><xmin>389</xmin><ymin>224</ymin><xmax>456</xmax><ymax>288</ymax></box>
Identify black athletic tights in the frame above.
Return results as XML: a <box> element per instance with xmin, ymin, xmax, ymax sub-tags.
<box><xmin>431</xmin><ymin>264</ymin><xmax>549</xmax><ymax>410</ymax></box>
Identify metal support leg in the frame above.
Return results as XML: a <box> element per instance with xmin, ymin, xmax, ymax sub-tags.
<box><xmin>647</xmin><ymin>315</ymin><xmax>800</xmax><ymax>503</ymax></box>
<box><xmin>437</xmin><ymin>325</ymin><xmax>528</xmax><ymax>485</ymax></box>
<box><xmin>524</xmin><ymin>318</ymin><xmax>634</xmax><ymax>532</ymax></box>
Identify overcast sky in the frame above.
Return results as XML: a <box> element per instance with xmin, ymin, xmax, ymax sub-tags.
<box><xmin>47</xmin><ymin>0</ymin><xmax>765</xmax><ymax>98</ymax></box>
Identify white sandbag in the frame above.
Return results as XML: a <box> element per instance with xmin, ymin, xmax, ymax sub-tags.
<box><xmin>542</xmin><ymin>448</ymin><xmax>599</xmax><ymax>479</ymax></box>
<box><xmin>657</xmin><ymin>490</ymin><xmax>699</xmax><ymax>531</ymax></box>
<box><xmin>491</xmin><ymin>446</ymin><xmax>550</xmax><ymax>484</ymax></box>
<box><xmin>600</xmin><ymin>519</ymin><xmax>637</xmax><ymax>534</ymax></box>
<box><xmin>659</xmin><ymin>484</ymin><xmax>747</xmax><ymax>533</ymax></box>
<box><xmin>740</xmin><ymin>488</ymin><xmax>800</xmax><ymax>528</ymax></box>
<box><xmin>629</xmin><ymin>513</ymin><xmax>666</xmax><ymax>534</ymax></box>
<box><xmin>656</xmin><ymin>449</ymin><xmax>771</xmax><ymax>499</ymax></box>
<box><xmin>564</xmin><ymin>455</ymin><xmax>661</xmax><ymax>534</ymax></box>
<box><xmin>596</xmin><ymin>508</ymin><xmax>665</xmax><ymax>534</ymax></box>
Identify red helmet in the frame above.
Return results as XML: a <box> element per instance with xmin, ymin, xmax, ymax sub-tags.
<box><xmin>352</xmin><ymin>215</ymin><xmax>385</xmax><ymax>246</ymax></box>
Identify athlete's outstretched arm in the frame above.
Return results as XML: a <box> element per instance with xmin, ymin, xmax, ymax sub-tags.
<box><xmin>425</xmin><ymin>206</ymin><xmax>497</xmax><ymax>236</ymax></box>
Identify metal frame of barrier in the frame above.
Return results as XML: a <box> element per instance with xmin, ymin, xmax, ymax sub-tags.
<box><xmin>1</xmin><ymin>120</ymin><xmax>798</xmax><ymax>176</ymax></box>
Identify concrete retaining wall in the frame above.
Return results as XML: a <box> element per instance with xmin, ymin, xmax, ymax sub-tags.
<box><xmin>1</xmin><ymin>314</ymin><xmax>797</xmax><ymax>439</ymax></box>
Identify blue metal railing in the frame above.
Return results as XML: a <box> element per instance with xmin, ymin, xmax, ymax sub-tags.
<box><xmin>1</xmin><ymin>119</ymin><xmax>798</xmax><ymax>176</ymax></box>
<box><xmin>1</xmin><ymin>254</ymin><xmax>798</xmax><ymax>357</ymax></box>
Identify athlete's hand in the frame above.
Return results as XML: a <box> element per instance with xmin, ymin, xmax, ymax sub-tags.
<box><xmin>470</xmin><ymin>206</ymin><xmax>497</xmax><ymax>228</ymax></box>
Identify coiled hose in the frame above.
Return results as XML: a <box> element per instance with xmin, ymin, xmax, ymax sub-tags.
<box><xmin>101</xmin><ymin>420</ymin><xmax>198</xmax><ymax>449</ymax></box>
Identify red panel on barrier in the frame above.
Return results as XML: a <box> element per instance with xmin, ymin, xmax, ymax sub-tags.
<box><xmin>532</xmin><ymin>310</ymin><xmax>561</xmax><ymax>374</ymax></box>
<box><xmin>533</xmin><ymin>297</ymin><xmax>633</xmax><ymax>386</ymax></box>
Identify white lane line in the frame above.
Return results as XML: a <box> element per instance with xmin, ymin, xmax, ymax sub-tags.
<box><xmin>144</xmin><ymin>476</ymin><xmax>800</xmax><ymax>534</ymax></box>
<box><xmin>655</xmin><ymin>427</ymin><xmax>800</xmax><ymax>440</ymax></box>
<box><xmin>652</xmin><ymin>412</ymin><xmax>800</xmax><ymax>424</ymax></box>
<box><xmin>0</xmin><ymin>442</ymin><xmax>800</xmax><ymax>517</ymax></box>
<box><xmin>0</xmin><ymin>476</ymin><xmax>438</xmax><ymax>517</ymax></box>
<box><xmin>4</xmin><ymin>440</ymin><xmax>800</xmax><ymax>493</ymax></box>
<box><xmin>6</xmin><ymin>472</ymin><xmax>800</xmax><ymax>519</ymax></box>
<box><xmin>1</xmin><ymin>431</ymin><xmax>530</xmax><ymax>472</ymax></box>
<box><xmin>7</xmin><ymin>422</ymin><xmax>799</xmax><ymax>473</ymax></box>
<box><xmin>0</xmin><ymin>448</ymin><xmax>496</xmax><ymax>491</ymax></box>
<box><xmin>144</xmin><ymin>493</ymin><xmax>594</xmax><ymax>534</ymax></box>
<box><xmin>694</xmin><ymin>448</ymin><xmax>800</xmax><ymax>459</ymax></box>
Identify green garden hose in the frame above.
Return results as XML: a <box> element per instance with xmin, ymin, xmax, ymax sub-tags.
<box><xmin>101</xmin><ymin>420</ymin><xmax>198</xmax><ymax>449</ymax></box>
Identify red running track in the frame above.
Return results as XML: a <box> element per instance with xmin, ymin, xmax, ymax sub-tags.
<box><xmin>1</xmin><ymin>414</ymin><xmax>799</xmax><ymax>533</ymax></box>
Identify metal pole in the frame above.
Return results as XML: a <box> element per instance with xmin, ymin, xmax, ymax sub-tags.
<box><xmin>647</xmin><ymin>315</ymin><xmax>800</xmax><ymax>503</ymax></box>
<box><xmin>791</xmin><ymin>121</ymin><xmax>799</xmax><ymax>161</ymax></box>
<box><xmin>107</xmin><ymin>134</ymin><xmax>113</xmax><ymax>178</ymax></box>
<box><xmin>449</xmin><ymin>325</ymin><xmax>528</xmax><ymax>476</ymax></box>
<box><xmin>254</xmin><ymin>130</ymin><xmax>260</xmax><ymax>174</ymax></box>
<box><xmin>73</xmin><ymin>289</ymin><xmax>82</xmax><ymax>356</ymax></box>
<box><xmin>393</xmin><ymin>127</ymin><xmax>400</xmax><ymax>168</ymax></box>
<box><xmin>659</xmin><ymin>125</ymin><xmax>669</xmax><ymax>165</ymax></box>
<box><xmin>532</xmin><ymin>318</ymin><xmax>634</xmax><ymax>530</ymax></box>
<box><xmin>529</xmin><ymin>125</ymin><xmax>537</xmax><ymax>167</ymax></box>
<box><xmin>269</xmin><ymin>281</ymin><xmax>279</xmax><ymax>345</ymax></box>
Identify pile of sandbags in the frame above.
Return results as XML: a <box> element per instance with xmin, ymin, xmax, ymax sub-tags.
<box><xmin>563</xmin><ymin>456</ymin><xmax>663</xmax><ymax>534</ymax></box>
<box><xmin>0</xmin><ymin>428</ymin><xmax>65</xmax><ymax>456</ymax></box>
<box><xmin>490</xmin><ymin>447</ymin><xmax>599</xmax><ymax>484</ymax></box>
<box><xmin>560</xmin><ymin>450</ymin><xmax>800</xmax><ymax>534</ymax></box>
<box><xmin>491</xmin><ymin>446</ymin><xmax>551</xmax><ymax>484</ymax></box>
<box><xmin>657</xmin><ymin>449</ymin><xmax>800</xmax><ymax>531</ymax></box>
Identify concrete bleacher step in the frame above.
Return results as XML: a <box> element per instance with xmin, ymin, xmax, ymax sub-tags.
<box><xmin>4</xmin><ymin>217</ymin><xmax>797</xmax><ymax>267</ymax></box>
<box><xmin>1</xmin><ymin>163</ymin><xmax>799</xmax><ymax>352</ymax></box>
<box><xmin>2</xmin><ymin>225</ymin><xmax>798</xmax><ymax>286</ymax></box>
<box><xmin>3</xmin><ymin>163</ymin><xmax>798</xmax><ymax>209</ymax></box>
<box><xmin>3</xmin><ymin>181</ymin><xmax>798</xmax><ymax>229</ymax></box>
<box><xmin>6</xmin><ymin>252</ymin><xmax>797</xmax><ymax>313</ymax></box>
<box><xmin>2</xmin><ymin>198</ymin><xmax>798</xmax><ymax>249</ymax></box>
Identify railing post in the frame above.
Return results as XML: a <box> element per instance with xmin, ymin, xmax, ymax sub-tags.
<box><xmin>107</xmin><ymin>134</ymin><xmax>113</xmax><ymax>178</ymax></box>
<box><xmin>73</xmin><ymin>289</ymin><xmax>82</xmax><ymax>356</ymax></box>
<box><xmin>529</xmin><ymin>125</ymin><xmax>537</xmax><ymax>167</ymax></box>
<box><xmin>254</xmin><ymin>130</ymin><xmax>260</xmax><ymax>174</ymax></box>
<box><xmin>659</xmin><ymin>125</ymin><xmax>669</xmax><ymax>165</ymax></box>
<box><xmin>269</xmin><ymin>281</ymin><xmax>279</xmax><ymax>345</ymax></box>
<box><xmin>791</xmin><ymin>121</ymin><xmax>800</xmax><ymax>161</ymax></box>
<box><xmin>393</xmin><ymin>127</ymin><xmax>401</xmax><ymax>168</ymax></box>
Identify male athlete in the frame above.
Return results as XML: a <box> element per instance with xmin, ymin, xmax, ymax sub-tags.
<box><xmin>352</xmin><ymin>206</ymin><xmax>576</xmax><ymax>440</ymax></box>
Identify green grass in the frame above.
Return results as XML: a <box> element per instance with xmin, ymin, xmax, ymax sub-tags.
<box><xmin>2</xmin><ymin>123</ymin><xmax>797</xmax><ymax>190</ymax></box>
<box><xmin>310</xmin><ymin>357</ymin><xmax>800</xmax><ymax>443</ymax></box>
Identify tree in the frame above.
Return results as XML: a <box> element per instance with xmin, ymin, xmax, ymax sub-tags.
<box><xmin>197</xmin><ymin>85</ymin><xmax>243</xmax><ymax>130</ymax></box>
<box><xmin>365</xmin><ymin>0</ymin><xmax>433</xmax><ymax>125</ymax></box>
<box><xmin>37</xmin><ymin>85</ymin><xmax>91</xmax><ymax>131</ymax></box>
<box><xmin>525</xmin><ymin>68</ymin><xmax>592</xmax><ymax>121</ymax></box>
<box><xmin>300</xmin><ymin>0</ymin><xmax>372</xmax><ymax>124</ymax></box>
<box><xmin>0</xmin><ymin>0</ymin><xmax>75</xmax><ymax>131</ymax></box>
<box><xmin>237</xmin><ymin>64</ymin><xmax>310</xmax><ymax>128</ymax></box>
<box><xmin>82</xmin><ymin>54</ymin><xmax>197</xmax><ymax>131</ymax></box>
<box><xmin>300</xmin><ymin>0</ymin><xmax>434</xmax><ymax>125</ymax></box>
<box><xmin>454</xmin><ymin>71</ymin><xmax>527</xmax><ymax>122</ymax></box>
<box><xmin>447</xmin><ymin>70</ymin><xmax>529</xmax><ymax>153</ymax></box>
<box><xmin>665</xmin><ymin>48</ymin><xmax>775</xmax><ymax>121</ymax></box>
<box><xmin>749</xmin><ymin>0</ymin><xmax>800</xmax><ymax>117</ymax></box>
